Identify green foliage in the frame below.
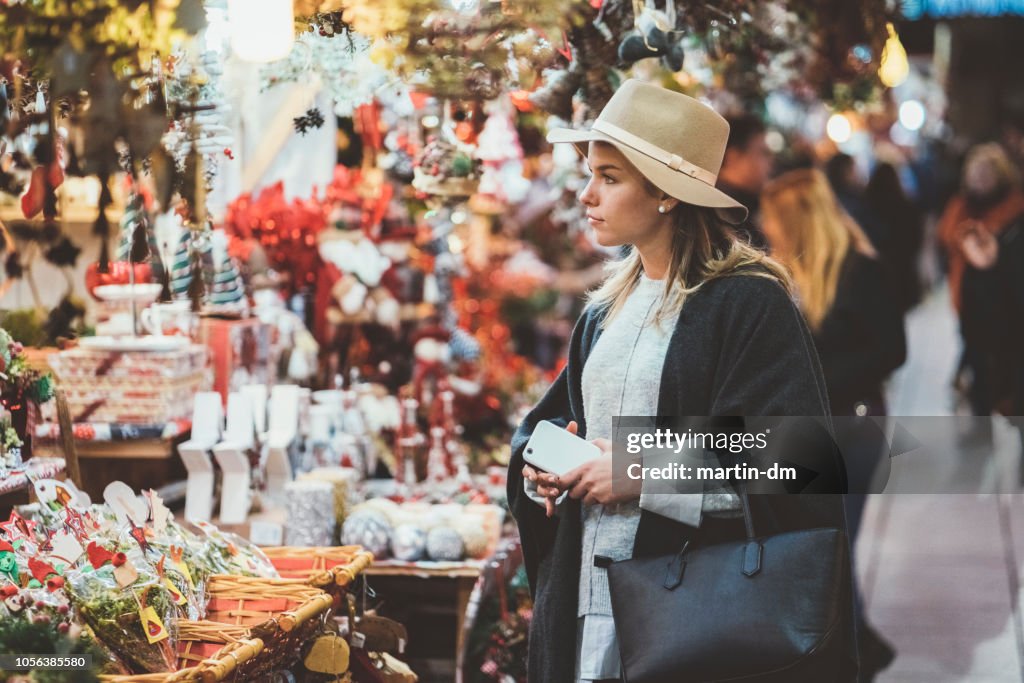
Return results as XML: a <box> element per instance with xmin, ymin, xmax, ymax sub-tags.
<box><xmin>0</xmin><ymin>618</ymin><xmax>105</xmax><ymax>683</ymax></box>
<box><xmin>1</xmin><ymin>309</ymin><xmax>49</xmax><ymax>348</ymax></box>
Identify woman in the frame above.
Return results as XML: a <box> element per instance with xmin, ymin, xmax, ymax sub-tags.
<box><xmin>865</xmin><ymin>162</ymin><xmax>925</xmax><ymax>315</ymax></box>
<box><xmin>762</xmin><ymin>168</ymin><xmax>906</xmax><ymax>681</ymax></box>
<box><xmin>938</xmin><ymin>144</ymin><xmax>1024</xmax><ymax>423</ymax></box>
<box><xmin>507</xmin><ymin>80</ymin><xmax>856</xmax><ymax>683</ymax></box>
<box><xmin>762</xmin><ymin>169</ymin><xmax>906</xmax><ymax>419</ymax></box>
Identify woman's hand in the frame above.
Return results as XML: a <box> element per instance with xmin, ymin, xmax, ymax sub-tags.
<box><xmin>961</xmin><ymin>226</ymin><xmax>999</xmax><ymax>270</ymax></box>
<box><xmin>558</xmin><ymin>437</ymin><xmax>641</xmax><ymax>507</ymax></box>
<box><xmin>522</xmin><ymin>420</ymin><xmax>581</xmax><ymax>517</ymax></box>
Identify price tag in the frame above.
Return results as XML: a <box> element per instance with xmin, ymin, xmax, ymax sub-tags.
<box><xmin>164</xmin><ymin>577</ymin><xmax>188</xmax><ymax>606</ymax></box>
<box><xmin>139</xmin><ymin>606</ymin><xmax>169</xmax><ymax>644</ymax></box>
<box><xmin>141</xmin><ymin>606</ymin><xmax>171</xmax><ymax>643</ymax></box>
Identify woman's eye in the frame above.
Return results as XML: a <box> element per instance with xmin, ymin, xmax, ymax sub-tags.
<box><xmin>602</xmin><ymin>175</ymin><xmax>616</xmax><ymax>184</ymax></box>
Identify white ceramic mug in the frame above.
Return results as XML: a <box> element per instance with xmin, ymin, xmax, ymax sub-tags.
<box><xmin>141</xmin><ymin>300</ymin><xmax>194</xmax><ymax>337</ymax></box>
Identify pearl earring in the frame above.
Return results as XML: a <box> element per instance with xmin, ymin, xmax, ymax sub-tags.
<box><xmin>658</xmin><ymin>205</ymin><xmax>666</xmax><ymax>214</ymax></box>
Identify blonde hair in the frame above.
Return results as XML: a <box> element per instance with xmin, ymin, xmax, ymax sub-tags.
<box><xmin>761</xmin><ymin>168</ymin><xmax>876</xmax><ymax>331</ymax></box>
<box><xmin>962</xmin><ymin>142</ymin><xmax>1021</xmax><ymax>192</ymax></box>
<box><xmin>586</xmin><ymin>198</ymin><xmax>792</xmax><ymax>328</ymax></box>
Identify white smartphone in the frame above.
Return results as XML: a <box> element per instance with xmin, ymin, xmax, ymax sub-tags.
<box><xmin>523</xmin><ymin>420</ymin><xmax>602</xmax><ymax>477</ymax></box>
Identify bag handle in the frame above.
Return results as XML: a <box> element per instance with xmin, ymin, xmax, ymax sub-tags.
<box><xmin>662</xmin><ymin>462</ymin><xmax>762</xmax><ymax>591</ymax></box>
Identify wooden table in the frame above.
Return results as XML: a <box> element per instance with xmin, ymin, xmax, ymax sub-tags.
<box><xmin>363</xmin><ymin>561</ymin><xmax>483</xmax><ymax>683</ymax></box>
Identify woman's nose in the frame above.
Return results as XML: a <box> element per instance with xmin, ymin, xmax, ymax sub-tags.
<box><xmin>579</xmin><ymin>177</ymin><xmax>597</xmax><ymax>206</ymax></box>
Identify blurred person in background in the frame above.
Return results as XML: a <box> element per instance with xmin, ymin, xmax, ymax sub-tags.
<box><xmin>959</xmin><ymin>210</ymin><xmax>1024</xmax><ymax>482</ymax></box>
<box><xmin>717</xmin><ymin>115</ymin><xmax>773</xmax><ymax>249</ymax></box>
<box><xmin>825</xmin><ymin>153</ymin><xmax>890</xmax><ymax>261</ymax></box>
<box><xmin>763</xmin><ymin>168</ymin><xmax>906</xmax><ymax>682</ymax></box>
<box><xmin>865</xmin><ymin>162</ymin><xmax>925</xmax><ymax>314</ymax></box>
<box><xmin>938</xmin><ymin>143</ymin><xmax>1024</xmax><ymax>431</ymax></box>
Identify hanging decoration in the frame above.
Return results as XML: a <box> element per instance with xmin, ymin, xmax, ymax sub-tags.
<box><xmin>525</xmin><ymin>0</ymin><xmax>893</xmax><ymax>120</ymax></box>
<box><xmin>412</xmin><ymin>137</ymin><xmax>482</xmax><ymax>198</ymax></box>
<box><xmin>339</xmin><ymin>0</ymin><xmax>571</xmax><ymax>100</ymax></box>
<box><xmin>223</xmin><ymin>182</ymin><xmax>329</xmax><ymax>294</ymax></box>
<box><xmin>259</xmin><ymin>21</ymin><xmax>392</xmax><ymax>118</ymax></box>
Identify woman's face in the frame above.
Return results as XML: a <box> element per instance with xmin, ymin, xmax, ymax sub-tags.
<box><xmin>964</xmin><ymin>158</ymin><xmax>1000</xmax><ymax>198</ymax></box>
<box><xmin>579</xmin><ymin>142</ymin><xmax>668</xmax><ymax>248</ymax></box>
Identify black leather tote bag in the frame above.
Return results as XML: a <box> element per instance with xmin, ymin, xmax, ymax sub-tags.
<box><xmin>607</xmin><ymin>488</ymin><xmax>849</xmax><ymax>682</ymax></box>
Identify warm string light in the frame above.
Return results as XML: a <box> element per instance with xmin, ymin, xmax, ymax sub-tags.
<box><xmin>227</xmin><ymin>0</ymin><xmax>295</xmax><ymax>63</ymax></box>
<box><xmin>879</xmin><ymin>22</ymin><xmax>909</xmax><ymax>88</ymax></box>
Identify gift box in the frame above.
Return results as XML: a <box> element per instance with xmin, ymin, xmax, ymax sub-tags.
<box><xmin>48</xmin><ymin>346</ymin><xmax>210</xmax><ymax>423</ymax></box>
<box><xmin>198</xmin><ymin>317</ymin><xmax>274</xmax><ymax>402</ymax></box>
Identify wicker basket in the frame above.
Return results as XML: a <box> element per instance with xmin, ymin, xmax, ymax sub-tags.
<box><xmin>100</xmin><ymin>577</ymin><xmax>334</xmax><ymax>682</ymax></box>
<box><xmin>204</xmin><ymin>575</ymin><xmax>332</xmax><ymax>628</ymax></box>
<box><xmin>261</xmin><ymin>546</ymin><xmax>374</xmax><ymax>590</ymax></box>
<box><xmin>99</xmin><ymin>637</ymin><xmax>263</xmax><ymax>683</ymax></box>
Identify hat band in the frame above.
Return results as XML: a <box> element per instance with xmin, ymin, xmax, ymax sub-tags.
<box><xmin>592</xmin><ymin>120</ymin><xmax>717</xmax><ymax>187</ymax></box>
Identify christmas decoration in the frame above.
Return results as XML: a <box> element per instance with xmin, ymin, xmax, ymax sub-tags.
<box><xmin>293</xmin><ymin>107</ymin><xmax>327</xmax><ymax>135</ymax></box>
<box><xmin>391</xmin><ymin>524</ymin><xmax>428</xmax><ymax>562</ymax></box>
<box><xmin>284</xmin><ymin>480</ymin><xmax>337</xmax><ymax>547</ymax></box>
<box><xmin>413</xmin><ymin>137</ymin><xmax>481</xmax><ymax>198</ymax></box>
<box><xmin>341</xmin><ymin>510</ymin><xmax>392</xmax><ymax>559</ymax></box>
<box><xmin>223</xmin><ymin>181</ymin><xmax>328</xmax><ymax>294</ymax></box>
<box><xmin>260</xmin><ymin>23</ymin><xmax>391</xmax><ymax>117</ymax></box>
<box><xmin>342</xmin><ymin>0</ymin><xmax>571</xmax><ymax>99</ymax></box>
<box><xmin>425</xmin><ymin>526</ymin><xmax>464</xmax><ymax>561</ymax></box>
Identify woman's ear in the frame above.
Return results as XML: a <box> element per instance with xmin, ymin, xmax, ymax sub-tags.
<box><xmin>658</xmin><ymin>195</ymin><xmax>679</xmax><ymax>214</ymax></box>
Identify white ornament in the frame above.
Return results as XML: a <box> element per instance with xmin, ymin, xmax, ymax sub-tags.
<box><xmin>392</xmin><ymin>524</ymin><xmax>427</xmax><ymax>562</ymax></box>
<box><xmin>426</xmin><ymin>527</ymin><xmax>464</xmax><ymax>561</ymax></box>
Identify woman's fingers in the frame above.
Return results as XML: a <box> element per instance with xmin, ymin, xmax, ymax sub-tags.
<box><xmin>545</xmin><ymin>498</ymin><xmax>556</xmax><ymax>518</ymax></box>
<box><xmin>536</xmin><ymin>484</ymin><xmax>561</xmax><ymax>498</ymax></box>
<box><xmin>566</xmin><ymin>420</ymin><xmax>579</xmax><ymax>435</ymax></box>
<box><xmin>558</xmin><ymin>466</ymin><xmax>584</xmax><ymax>491</ymax></box>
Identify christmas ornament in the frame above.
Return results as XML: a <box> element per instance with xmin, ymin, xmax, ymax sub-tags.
<box><xmin>293</xmin><ymin>107</ymin><xmax>326</xmax><ymax>135</ymax></box>
<box><xmin>455</xmin><ymin>520</ymin><xmax>489</xmax><ymax>559</ymax></box>
<box><xmin>426</xmin><ymin>526</ymin><xmax>464</xmax><ymax>561</ymax></box>
<box><xmin>285</xmin><ymin>480</ymin><xmax>336</xmax><ymax>547</ymax></box>
<box><xmin>341</xmin><ymin>510</ymin><xmax>392</xmax><ymax>559</ymax></box>
<box><xmin>391</xmin><ymin>524</ymin><xmax>427</xmax><ymax>562</ymax></box>
<box><xmin>412</xmin><ymin>138</ymin><xmax>481</xmax><ymax>198</ymax></box>
<box><xmin>0</xmin><ymin>511</ymin><xmax>38</xmax><ymax>553</ymax></box>
<box><xmin>0</xmin><ymin>540</ymin><xmax>18</xmax><ymax>584</ymax></box>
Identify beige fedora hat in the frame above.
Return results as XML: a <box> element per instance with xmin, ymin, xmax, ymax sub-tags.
<box><xmin>547</xmin><ymin>79</ymin><xmax>748</xmax><ymax>224</ymax></box>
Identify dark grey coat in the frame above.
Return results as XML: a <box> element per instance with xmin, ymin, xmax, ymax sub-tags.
<box><xmin>507</xmin><ymin>271</ymin><xmax>859</xmax><ymax>683</ymax></box>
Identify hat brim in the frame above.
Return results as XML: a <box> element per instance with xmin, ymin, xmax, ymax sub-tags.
<box><xmin>547</xmin><ymin>127</ymin><xmax>749</xmax><ymax>225</ymax></box>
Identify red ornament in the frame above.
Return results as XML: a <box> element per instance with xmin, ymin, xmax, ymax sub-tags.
<box><xmin>86</xmin><ymin>541</ymin><xmax>115</xmax><ymax>569</ymax></box>
<box><xmin>0</xmin><ymin>585</ymin><xmax>19</xmax><ymax>597</ymax></box>
<box><xmin>111</xmin><ymin>552</ymin><xmax>127</xmax><ymax>567</ymax></box>
<box><xmin>46</xmin><ymin>576</ymin><xmax>65</xmax><ymax>592</ymax></box>
<box><xmin>27</xmin><ymin>557</ymin><xmax>58</xmax><ymax>583</ymax></box>
<box><xmin>84</xmin><ymin>261</ymin><xmax>153</xmax><ymax>300</ymax></box>
<box><xmin>20</xmin><ymin>167</ymin><xmax>46</xmax><ymax>219</ymax></box>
